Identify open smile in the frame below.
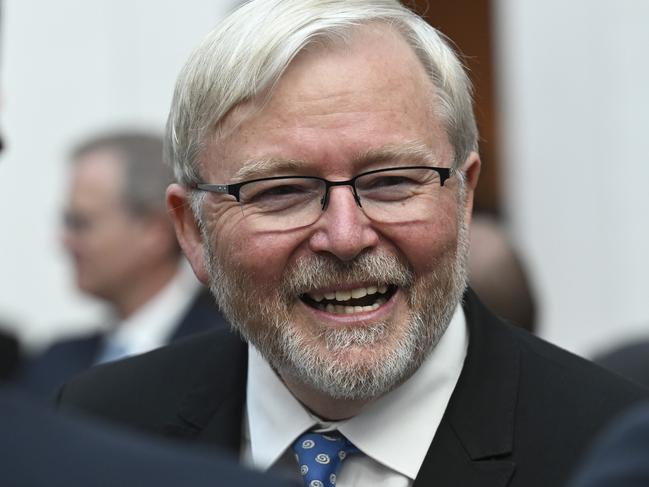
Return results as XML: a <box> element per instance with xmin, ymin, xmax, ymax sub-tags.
<box><xmin>300</xmin><ymin>284</ymin><xmax>398</xmax><ymax>315</ymax></box>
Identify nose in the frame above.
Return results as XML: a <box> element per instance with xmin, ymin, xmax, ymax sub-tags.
<box><xmin>308</xmin><ymin>185</ymin><xmax>379</xmax><ymax>261</ymax></box>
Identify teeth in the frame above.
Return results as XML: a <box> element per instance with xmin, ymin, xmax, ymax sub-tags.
<box><xmin>351</xmin><ymin>288</ymin><xmax>367</xmax><ymax>299</ymax></box>
<box><xmin>335</xmin><ymin>290</ymin><xmax>352</xmax><ymax>301</ymax></box>
<box><xmin>319</xmin><ymin>302</ymin><xmax>384</xmax><ymax>315</ymax></box>
<box><xmin>308</xmin><ymin>284</ymin><xmax>389</xmax><ymax>303</ymax></box>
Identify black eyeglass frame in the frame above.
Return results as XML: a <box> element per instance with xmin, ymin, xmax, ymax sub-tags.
<box><xmin>191</xmin><ymin>165</ymin><xmax>453</xmax><ymax>211</ymax></box>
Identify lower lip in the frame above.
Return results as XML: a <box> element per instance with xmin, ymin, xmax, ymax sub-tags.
<box><xmin>299</xmin><ymin>290</ymin><xmax>400</xmax><ymax>325</ymax></box>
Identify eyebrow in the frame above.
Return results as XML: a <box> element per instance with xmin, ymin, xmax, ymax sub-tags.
<box><xmin>354</xmin><ymin>142</ymin><xmax>441</xmax><ymax>168</ymax></box>
<box><xmin>231</xmin><ymin>141</ymin><xmax>441</xmax><ymax>182</ymax></box>
<box><xmin>232</xmin><ymin>158</ymin><xmax>305</xmax><ymax>182</ymax></box>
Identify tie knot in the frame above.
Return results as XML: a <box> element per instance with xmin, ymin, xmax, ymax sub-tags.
<box><xmin>292</xmin><ymin>431</ymin><xmax>359</xmax><ymax>487</ymax></box>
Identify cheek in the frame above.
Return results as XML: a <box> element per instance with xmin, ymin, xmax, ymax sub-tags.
<box><xmin>384</xmin><ymin>209</ymin><xmax>459</xmax><ymax>275</ymax></box>
<box><xmin>214</xmin><ymin>223</ymin><xmax>306</xmax><ymax>286</ymax></box>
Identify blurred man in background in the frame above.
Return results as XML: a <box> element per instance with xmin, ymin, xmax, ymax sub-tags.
<box><xmin>20</xmin><ymin>132</ymin><xmax>227</xmax><ymax>397</ymax></box>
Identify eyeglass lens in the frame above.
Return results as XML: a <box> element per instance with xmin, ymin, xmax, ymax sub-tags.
<box><xmin>235</xmin><ymin>167</ymin><xmax>446</xmax><ymax>231</ymax></box>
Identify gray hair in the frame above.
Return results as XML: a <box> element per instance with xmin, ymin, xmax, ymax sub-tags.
<box><xmin>165</xmin><ymin>0</ymin><xmax>478</xmax><ymax>188</ymax></box>
<box><xmin>71</xmin><ymin>131</ymin><xmax>172</xmax><ymax>216</ymax></box>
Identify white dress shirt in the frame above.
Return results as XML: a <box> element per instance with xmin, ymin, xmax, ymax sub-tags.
<box><xmin>243</xmin><ymin>304</ymin><xmax>468</xmax><ymax>486</ymax></box>
<box><xmin>96</xmin><ymin>261</ymin><xmax>201</xmax><ymax>363</ymax></box>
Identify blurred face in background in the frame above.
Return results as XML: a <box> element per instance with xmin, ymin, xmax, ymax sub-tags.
<box><xmin>62</xmin><ymin>149</ymin><xmax>158</xmax><ymax>304</ymax></box>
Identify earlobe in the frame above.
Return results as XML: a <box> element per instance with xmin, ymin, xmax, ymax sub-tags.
<box><xmin>166</xmin><ymin>184</ymin><xmax>209</xmax><ymax>284</ymax></box>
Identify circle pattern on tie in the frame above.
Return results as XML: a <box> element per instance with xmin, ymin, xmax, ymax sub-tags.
<box><xmin>302</xmin><ymin>439</ymin><xmax>315</xmax><ymax>449</ymax></box>
<box><xmin>292</xmin><ymin>431</ymin><xmax>360</xmax><ymax>487</ymax></box>
<box><xmin>315</xmin><ymin>453</ymin><xmax>330</xmax><ymax>464</ymax></box>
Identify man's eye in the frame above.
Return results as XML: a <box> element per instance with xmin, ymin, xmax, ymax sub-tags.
<box><xmin>250</xmin><ymin>184</ymin><xmax>308</xmax><ymax>201</ymax></box>
<box><xmin>362</xmin><ymin>175</ymin><xmax>417</xmax><ymax>190</ymax></box>
<box><xmin>63</xmin><ymin>213</ymin><xmax>92</xmax><ymax>232</ymax></box>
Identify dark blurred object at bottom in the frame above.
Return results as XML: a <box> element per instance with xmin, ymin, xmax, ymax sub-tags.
<box><xmin>568</xmin><ymin>401</ymin><xmax>649</xmax><ymax>487</ymax></box>
<box><xmin>0</xmin><ymin>388</ymin><xmax>296</xmax><ymax>487</ymax></box>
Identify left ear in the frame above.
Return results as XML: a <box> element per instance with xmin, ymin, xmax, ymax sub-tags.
<box><xmin>460</xmin><ymin>151</ymin><xmax>481</xmax><ymax>224</ymax></box>
<box><xmin>166</xmin><ymin>183</ymin><xmax>210</xmax><ymax>284</ymax></box>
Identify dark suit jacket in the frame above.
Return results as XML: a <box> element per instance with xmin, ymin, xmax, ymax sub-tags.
<box><xmin>0</xmin><ymin>388</ymin><xmax>295</xmax><ymax>487</ymax></box>
<box><xmin>569</xmin><ymin>401</ymin><xmax>649</xmax><ymax>487</ymax></box>
<box><xmin>57</xmin><ymin>290</ymin><xmax>649</xmax><ymax>487</ymax></box>
<box><xmin>20</xmin><ymin>287</ymin><xmax>227</xmax><ymax>398</ymax></box>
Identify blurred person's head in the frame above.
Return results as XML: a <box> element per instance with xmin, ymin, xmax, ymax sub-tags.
<box><xmin>469</xmin><ymin>214</ymin><xmax>537</xmax><ymax>333</ymax></box>
<box><xmin>165</xmin><ymin>0</ymin><xmax>481</xmax><ymax>418</ymax></box>
<box><xmin>63</xmin><ymin>132</ymin><xmax>180</xmax><ymax>318</ymax></box>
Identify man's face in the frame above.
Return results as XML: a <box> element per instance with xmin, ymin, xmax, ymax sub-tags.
<box><xmin>172</xmin><ymin>25</ymin><xmax>479</xmax><ymax>401</ymax></box>
<box><xmin>63</xmin><ymin>150</ymin><xmax>153</xmax><ymax>303</ymax></box>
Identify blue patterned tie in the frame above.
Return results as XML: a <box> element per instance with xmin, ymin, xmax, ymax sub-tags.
<box><xmin>292</xmin><ymin>431</ymin><xmax>360</xmax><ymax>487</ymax></box>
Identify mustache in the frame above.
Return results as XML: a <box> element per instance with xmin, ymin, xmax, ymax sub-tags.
<box><xmin>279</xmin><ymin>250</ymin><xmax>415</xmax><ymax>300</ymax></box>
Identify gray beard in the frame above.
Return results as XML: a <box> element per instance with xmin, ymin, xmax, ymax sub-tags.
<box><xmin>203</xmin><ymin>217</ymin><xmax>469</xmax><ymax>401</ymax></box>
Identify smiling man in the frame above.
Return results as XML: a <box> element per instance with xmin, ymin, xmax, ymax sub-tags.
<box><xmin>58</xmin><ymin>1</ymin><xmax>648</xmax><ymax>486</ymax></box>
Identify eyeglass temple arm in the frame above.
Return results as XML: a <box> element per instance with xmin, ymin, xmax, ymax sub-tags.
<box><xmin>191</xmin><ymin>183</ymin><xmax>242</xmax><ymax>201</ymax></box>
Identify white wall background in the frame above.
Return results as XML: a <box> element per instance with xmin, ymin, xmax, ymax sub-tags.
<box><xmin>496</xmin><ymin>0</ymin><xmax>649</xmax><ymax>356</ymax></box>
<box><xmin>0</xmin><ymin>0</ymin><xmax>239</xmax><ymax>349</ymax></box>
<box><xmin>2</xmin><ymin>1</ymin><xmax>648</xmax><ymax>358</ymax></box>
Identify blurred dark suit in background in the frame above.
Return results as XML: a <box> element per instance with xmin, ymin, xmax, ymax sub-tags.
<box><xmin>20</xmin><ymin>288</ymin><xmax>223</xmax><ymax>398</ymax></box>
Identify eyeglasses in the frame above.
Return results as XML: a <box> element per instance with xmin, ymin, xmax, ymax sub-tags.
<box><xmin>191</xmin><ymin>165</ymin><xmax>453</xmax><ymax>231</ymax></box>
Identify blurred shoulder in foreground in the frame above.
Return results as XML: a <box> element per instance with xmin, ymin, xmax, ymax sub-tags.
<box><xmin>0</xmin><ymin>388</ymin><xmax>295</xmax><ymax>487</ymax></box>
<box><xmin>569</xmin><ymin>401</ymin><xmax>649</xmax><ymax>487</ymax></box>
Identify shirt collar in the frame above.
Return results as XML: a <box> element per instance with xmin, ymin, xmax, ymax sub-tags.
<box><xmin>104</xmin><ymin>260</ymin><xmax>201</xmax><ymax>356</ymax></box>
<box><xmin>245</xmin><ymin>304</ymin><xmax>468</xmax><ymax>479</ymax></box>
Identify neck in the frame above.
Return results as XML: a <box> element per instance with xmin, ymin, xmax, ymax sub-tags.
<box><xmin>280</xmin><ymin>373</ymin><xmax>374</xmax><ymax>421</ymax></box>
<box><xmin>112</xmin><ymin>259</ymin><xmax>180</xmax><ymax>319</ymax></box>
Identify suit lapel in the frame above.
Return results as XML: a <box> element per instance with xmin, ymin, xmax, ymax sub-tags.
<box><xmin>414</xmin><ymin>290</ymin><xmax>519</xmax><ymax>487</ymax></box>
<box><xmin>163</xmin><ymin>330</ymin><xmax>248</xmax><ymax>454</ymax></box>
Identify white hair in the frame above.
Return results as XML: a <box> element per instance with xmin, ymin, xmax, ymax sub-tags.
<box><xmin>165</xmin><ymin>0</ymin><xmax>478</xmax><ymax>188</ymax></box>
